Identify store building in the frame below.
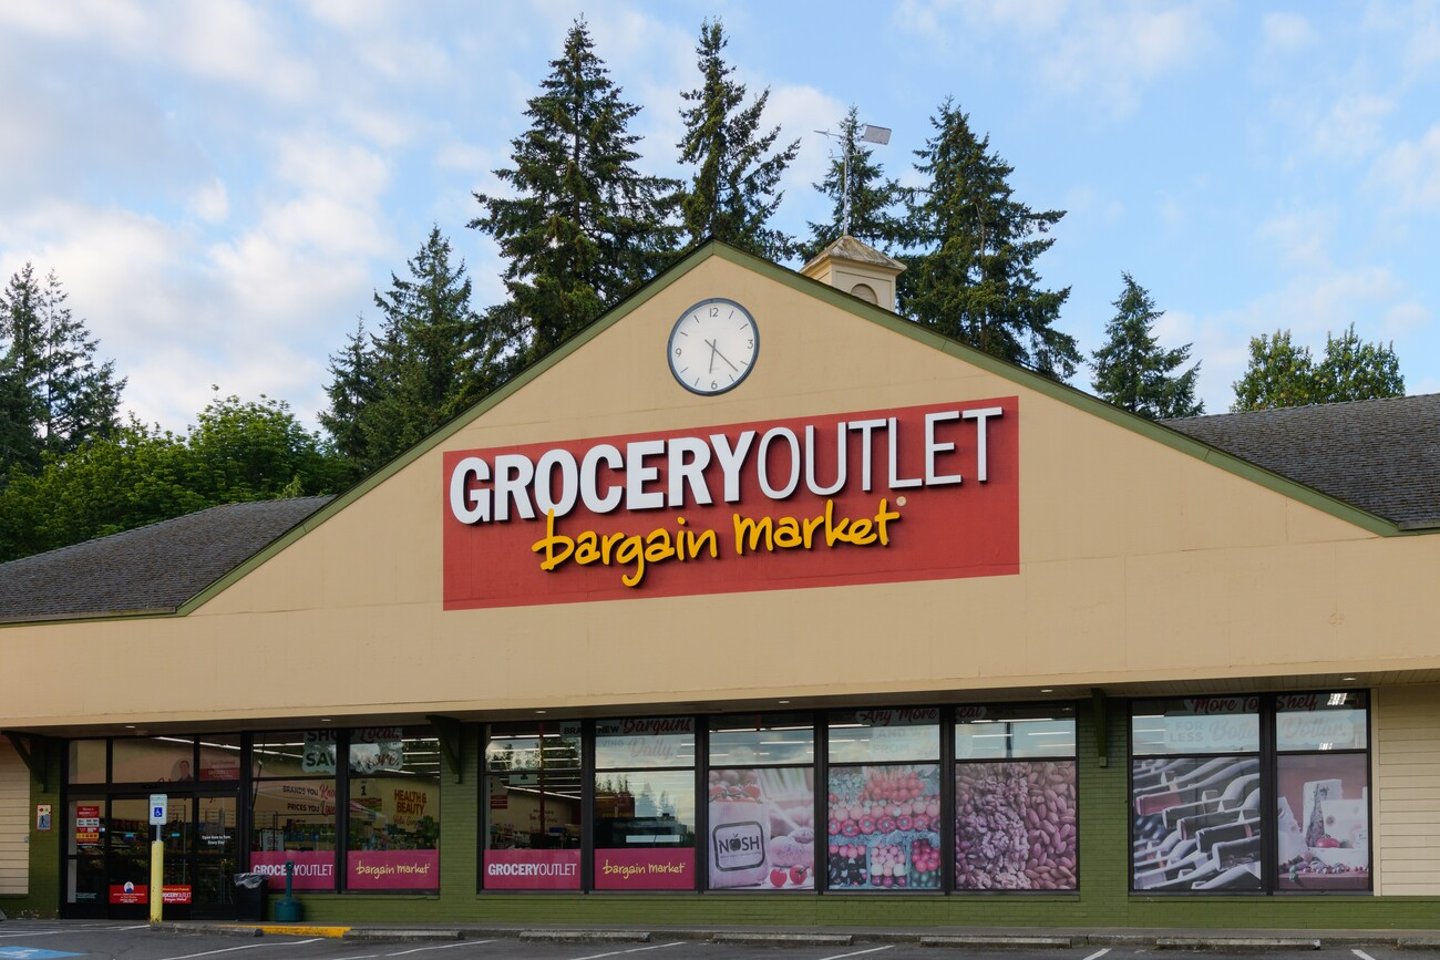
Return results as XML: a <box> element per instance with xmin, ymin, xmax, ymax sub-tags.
<box><xmin>2</xmin><ymin>239</ymin><xmax>1440</xmax><ymax>929</ymax></box>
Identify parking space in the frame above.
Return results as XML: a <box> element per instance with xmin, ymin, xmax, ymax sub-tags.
<box><xmin>2</xmin><ymin>924</ymin><xmax>1439</xmax><ymax>960</ymax></box>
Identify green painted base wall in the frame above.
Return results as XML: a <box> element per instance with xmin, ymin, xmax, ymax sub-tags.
<box><xmin>6</xmin><ymin>740</ymin><xmax>61</xmax><ymax>918</ymax></box>
<box><xmin>25</xmin><ymin>710</ymin><xmax>1440</xmax><ymax>929</ymax></box>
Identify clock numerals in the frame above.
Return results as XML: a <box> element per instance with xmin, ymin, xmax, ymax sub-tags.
<box><xmin>668</xmin><ymin>298</ymin><xmax>757</xmax><ymax>396</ymax></box>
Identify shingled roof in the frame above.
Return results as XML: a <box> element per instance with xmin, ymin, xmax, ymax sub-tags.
<box><xmin>1163</xmin><ymin>393</ymin><xmax>1440</xmax><ymax>529</ymax></box>
<box><xmin>0</xmin><ymin>496</ymin><xmax>331</xmax><ymax>623</ymax></box>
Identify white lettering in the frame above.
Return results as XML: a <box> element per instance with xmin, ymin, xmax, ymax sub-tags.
<box><xmin>448</xmin><ymin>456</ymin><xmax>490</xmax><ymax>524</ymax></box>
<box><xmin>924</xmin><ymin>410</ymin><xmax>963</xmax><ymax>485</ymax></box>
<box><xmin>963</xmin><ymin>407</ymin><xmax>1003</xmax><ymax>483</ymax></box>
<box><xmin>757</xmin><ymin>427</ymin><xmax>801</xmax><ymax>499</ymax></box>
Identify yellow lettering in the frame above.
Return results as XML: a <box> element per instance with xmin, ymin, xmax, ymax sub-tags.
<box><xmin>774</xmin><ymin>515</ymin><xmax>802</xmax><ymax>548</ymax></box>
<box><xmin>530</xmin><ymin>511</ymin><xmax>574</xmax><ymax>571</ymax></box>
<box><xmin>684</xmin><ymin>527</ymin><xmax>718</xmax><ymax>559</ymax></box>
<box><xmin>644</xmin><ymin>528</ymin><xmax>677</xmax><ymax>565</ymax></box>
<box><xmin>615</xmin><ymin>534</ymin><xmax>645</xmax><ymax>587</ymax></box>
<box><xmin>575</xmin><ymin>530</ymin><xmax>600</xmax><ymax>565</ymax></box>
<box><xmin>733</xmin><ymin>515</ymin><xmax>774</xmax><ymax>554</ymax></box>
<box><xmin>875</xmin><ymin>498</ymin><xmax>900</xmax><ymax>545</ymax></box>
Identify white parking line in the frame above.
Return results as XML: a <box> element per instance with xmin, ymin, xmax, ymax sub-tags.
<box><xmin>0</xmin><ymin>926</ymin><xmax>140</xmax><ymax>939</ymax></box>
<box><xmin>155</xmin><ymin>937</ymin><xmax>325</xmax><ymax>960</ymax></box>
<box><xmin>818</xmin><ymin>946</ymin><xmax>895</xmax><ymax>960</ymax></box>
<box><xmin>1082</xmin><ymin>949</ymin><xmax>1112</xmax><ymax>960</ymax></box>
<box><xmin>1353</xmin><ymin>950</ymin><xmax>1379</xmax><ymax>960</ymax></box>
<box><xmin>386</xmin><ymin>941</ymin><xmax>494</xmax><ymax>957</ymax></box>
<box><xmin>327</xmin><ymin>955</ymin><xmax>379</xmax><ymax>960</ymax></box>
<box><xmin>567</xmin><ymin>942</ymin><xmax>685</xmax><ymax>960</ymax></box>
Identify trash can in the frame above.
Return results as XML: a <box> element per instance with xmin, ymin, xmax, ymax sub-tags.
<box><xmin>233</xmin><ymin>873</ymin><xmax>269</xmax><ymax>921</ymax></box>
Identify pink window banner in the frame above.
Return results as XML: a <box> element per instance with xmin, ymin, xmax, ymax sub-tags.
<box><xmin>347</xmin><ymin>849</ymin><xmax>440</xmax><ymax>890</ymax></box>
<box><xmin>484</xmin><ymin>848</ymin><xmax>582</xmax><ymax>890</ymax></box>
<box><xmin>249</xmin><ymin>850</ymin><xmax>337</xmax><ymax>890</ymax></box>
<box><xmin>593</xmin><ymin>847</ymin><xmax>695</xmax><ymax>890</ymax></box>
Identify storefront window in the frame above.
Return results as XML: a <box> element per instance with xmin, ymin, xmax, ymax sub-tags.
<box><xmin>827</xmin><ymin>709</ymin><xmax>941</xmax><ymax>890</ymax></box>
<box><xmin>593</xmin><ymin>717</ymin><xmax>696</xmax><ymax>890</ymax></box>
<box><xmin>68</xmin><ymin>740</ymin><xmax>106</xmax><ymax>784</ymax></box>
<box><xmin>198</xmin><ymin>734</ymin><xmax>245</xmax><ymax>781</ymax></box>
<box><xmin>1131</xmin><ymin>697</ymin><xmax>1262</xmax><ymax>892</ymax></box>
<box><xmin>250</xmin><ymin>731</ymin><xmax>336</xmax><ymax>891</ymax></box>
<box><xmin>954</xmin><ymin>704</ymin><xmax>1077</xmax><ymax>891</ymax></box>
<box><xmin>1275</xmin><ymin>693</ymin><xmax>1369</xmax><ymax>891</ymax></box>
<box><xmin>346</xmin><ymin>726</ymin><xmax>441</xmax><ymax>891</ymax></box>
<box><xmin>485</xmin><ymin>721</ymin><xmax>583</xmax><ymax>890</ymax></box>
<box><xmin>707</xmin><ymin>714</ymin><xmax>816</xmax><ymax>891</ymax></box>
<box><xmin>113</xmin><ymin>737</ymin><xmax>194</xmax><ymax>783</ymax></box>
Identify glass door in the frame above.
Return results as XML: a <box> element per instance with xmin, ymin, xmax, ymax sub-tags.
<box><xmin>107</xmin><ymin>797</ymin><xmax>153</xmax><ymax>918</ymax></box>
<box><xmin>64</xmin><ymin>796</ymin><xmax>106</xmax><ymax>917</ymax></box>
<box><xmin>192</xmin><ymin>794</ymin><xmax>239</xmax><ymax>918</ymax></box>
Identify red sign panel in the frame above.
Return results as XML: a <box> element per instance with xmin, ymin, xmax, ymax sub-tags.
<box><xmin>75</xmin><ymin>805</ymin><xmax>101</xmax><ymax>847</ymax></box>
<box><xmin>483</xmin><ymin>849</ymin><xmax>582</xmax><ymax>890</ymax></box>
<box><xmin>593</xmin><ymin>847</ymin><xmax>696</xmax><ymax>890</ymax></box>
<box><xmin>443</xmin><ymin>398</ymin><xmax>1019</xmax><ymax>609</ymax></box>
<box><xmin>108</xmin><ymin>883</ymin><xmax>191</xmax><ymax>904</ymax></box>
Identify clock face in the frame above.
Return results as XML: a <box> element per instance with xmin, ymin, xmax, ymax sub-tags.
<box><xmin>667</xmin><ymin>298</ymin><xmax>759</xmax><ymax>396</ymax></box>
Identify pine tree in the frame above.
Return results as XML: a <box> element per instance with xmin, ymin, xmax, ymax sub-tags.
<box><xmin>471</xmin><ymin>18</ymin><xmax>678</xmax><ymax>365</ymax></box>
<box><xmin>1231</xmin><ymin>326</ymin><xmax>1404</xmax><ymax>412</ymax></box>
<box><xmin>677</xmin><ymin>18</ymin><xmax>800</xmax><ymax>261</ymax></box>
<box><xmin>903</xmin><ymin>99</ymin><xmax>1079</xmax><ymax>379</ymax></box>
<box><xmin>801</xmin><ymin>106</ymin><xmax>907</xmax><ymax>261</ymax></box>
<box><xmin>0</xmin><ymin>263</ymin><xmax>125</xmax><ymax>472</ymax></box>
<box><xmin>1091</xmin><ymin>274</ymin><xmax>1203</xmax><ymax>419</ymax></box>
<box><xmin>321</xmin><ymin>226</ymin><xmax>497</xmax><ymax>474</ymax></box>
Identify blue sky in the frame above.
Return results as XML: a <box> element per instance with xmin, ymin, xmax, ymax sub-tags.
<box><xmin>1</xmin><ymin>0</ymin><xmax>1438</xmax><ymax>433</ymax></box>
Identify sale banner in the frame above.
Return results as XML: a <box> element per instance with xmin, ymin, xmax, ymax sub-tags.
<box><xmin>593</xmin><ymin>848</ymin><xmax>695</xmax><ymax>891</ymax></box>
<box><xmin>75</xmin><ymin>805</ymin><xmax>101</xmax><ymax>846</ymax></box>
<box><xmin>483</xmin><ymin>849</ymin><xmax>582</xmax><ymax>890</ymax></box>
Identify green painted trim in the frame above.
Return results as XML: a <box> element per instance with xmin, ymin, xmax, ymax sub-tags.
<box><xmin>174</xmin><ymin>243</ymin><xmax>721</xmax><ymax>616</ymax></box>
<box><xmin>706</xmin><ymin>243</ymin><xmax>1406</xmax><ymax>538</ymax></box>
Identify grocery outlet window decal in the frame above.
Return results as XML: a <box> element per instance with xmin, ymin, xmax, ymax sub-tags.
<box><xmin>442</xmin><ymin>398</ymin><xmax>1020</xmax><ymax>609</ymax></box>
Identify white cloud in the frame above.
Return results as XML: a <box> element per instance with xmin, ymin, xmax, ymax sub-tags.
<box><xmin>1310</xmin><ymin>94</ymin><xmax>1395</xmax><ymax>162</ymax></box>
<box><xmin>1254</xmin><ymin>208</ymin><xmax>1336</xmax><ymax>270</ymax></box>
<box><xmin>766</xmin><ymin>85</ymin><xmax>849</xmax><ymax>199</ymax></box>
<box><xmin>189</xmin><ymin>179</ymin><xmax>230</xmax><ymax>223</ymax></box>
<box><xmin>1369</xmin><ymin>123</ymin><xmax>1440</xmax><ymax>211</ymax></box>
<box><xmin>1260</xmin><ymin>12</ymin><xmax>1317</xmax><ymax>55</ymax></box>
<box><xmin>891</xmin><ymin>0</ymin><xmax>1218</xmax><ymax>117</ymax></box>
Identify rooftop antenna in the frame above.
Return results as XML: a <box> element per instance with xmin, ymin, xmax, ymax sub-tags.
<box><xmin>815</xmin><ymin>122</ymin><xmax>892</xmax><ymax>237</ymax></box>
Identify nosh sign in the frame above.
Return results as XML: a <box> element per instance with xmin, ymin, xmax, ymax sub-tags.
<box><xmin>442</xmin><ymin>398</ymin><xmax>1019</xmax><ymax>609</ymax></box>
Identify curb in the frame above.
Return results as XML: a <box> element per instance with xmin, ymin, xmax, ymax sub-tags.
<box><xmin>921</xmin><ymin>935</ymin><xmax>1074</xmax><ymax>949</ymax></box>
<box><xmin>343</xmin><ymin>929</ymin><xmax>463</xmax><ymax>942</ymax></box>
<box><xmin>713</xmin><ymin>933</ymin><xmax>853</xmax><ymax>946</ymax></box>
<box><xmin>519</xmin><ymin>931</ymin><xmax>652</xmax><ymax>943</ymax></box>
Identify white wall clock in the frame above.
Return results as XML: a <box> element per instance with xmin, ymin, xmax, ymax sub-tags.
<box><xmin>667</xmin><ymin>298</ymin><xmax>759</xmax><ymax>396</ymax></box>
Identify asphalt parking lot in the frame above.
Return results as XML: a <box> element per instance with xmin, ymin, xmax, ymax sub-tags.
<box><xmin>2</xmin><ymin>922</ymin><xmax>1440</xmax><ymax>960</ymax></box>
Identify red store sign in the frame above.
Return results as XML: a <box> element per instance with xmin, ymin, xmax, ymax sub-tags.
<box><xmin>443</xmin><ymin>398</ymin><xmax>1020</xmax><ymax>609</ymax></box>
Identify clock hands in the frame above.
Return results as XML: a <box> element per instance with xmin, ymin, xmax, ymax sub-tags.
<box><xmin>705</xmin><ymin>338</ymin><xmax>740</xmax><ymax>373</ymax></box>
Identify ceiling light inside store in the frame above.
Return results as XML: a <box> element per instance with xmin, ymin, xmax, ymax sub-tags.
<box><xmin>1040</xmin><ymin>688</ymin><xmax>1054</xmax><ymax>693</ymax></box>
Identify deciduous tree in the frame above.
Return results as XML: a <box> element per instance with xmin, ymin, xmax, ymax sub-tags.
<box><xmin>1231</xmin><ymin>325</ymin><xmax>1403</xmax><ymax>412</ymax></box>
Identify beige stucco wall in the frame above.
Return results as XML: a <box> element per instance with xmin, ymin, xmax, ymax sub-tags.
<box><xmin>2</xmin><ymin>252</ymin><xmax>1437</xmax><ymax>730</ymax></box>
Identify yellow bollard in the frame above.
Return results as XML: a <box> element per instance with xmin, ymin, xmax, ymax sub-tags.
<box><xmin>149</xmin><ymin>838</ymin><xmax>164</xmax><ymax>924</ymax></box>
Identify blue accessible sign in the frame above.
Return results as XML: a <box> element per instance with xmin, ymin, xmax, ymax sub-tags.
<box><xmin>0</xmin><ymin>949</ymin><xmax>85</xmax><ymax>959</ymax></box>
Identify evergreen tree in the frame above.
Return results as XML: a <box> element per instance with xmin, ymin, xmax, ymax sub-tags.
<box><xmin>676</xmin><ymin>18</ymin><xmax>800</xmax><ymax>261</ymax></box>
<box><xmin>903</xmin><ymin>99</ymin><xmax>1079</xmax><ymax>379</ymax></box>
<box><xmin>471</xmin><ymin>18</ymin><xmax>678</xmax><ymax>365</ymax></box>
<box><xmin>1091</xmin><ymin>274</ymin><xmax>1203</xmax><ymax>419</ymax></box>
<box><xmin>322</xmin><ymin>226</ymin><xmax>499</xmax><ymax>475</ymax></box>
<box><xmin>0</xmin><ymin>354</ymin><xmax>38</xmax><ymax>481</ymax></box>
<box><xmin>801</xmin><ymin>106</ymin><xmax>907</xmax><ymax>261</ymax></box>
<box><xmin>0</xmin><ymin>263</ymin><xmax>124</xmax><ymax>471</ymax></box>
<box><xmin>1232</xmin><ymin>326</ymin><xmax>1403</xmax><ymax>412</ymax></box>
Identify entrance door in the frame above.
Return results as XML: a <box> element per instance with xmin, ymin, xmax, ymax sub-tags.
<box><xmin>63</xmin><ymin>797</ymin><xmax>106</xmax><ymax>917</ymax></box>
<box><xmin>106</xmin><ymin>796</ymin><xmax>154</xmax><ymax>919</ymax></box>
<box><xmin>191</xmin><ymin>794</ymin><xmax>239</xmax><ymax>918</ymax></box>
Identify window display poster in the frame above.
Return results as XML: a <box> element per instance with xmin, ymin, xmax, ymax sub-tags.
<box><xmin>1131</xmin><ymin>756</ymin><xmax>1263</xmax><ymax>892</ymax></box>
<box><xmin>347</xmin><ymin>849</ymin><xmax>439</xmax><ymax>889</ymax></box>
<box><xmin>249</xmin><ymin>850</ymin><xmax>336</xmax><ymax>890</ymax></box>
<box><xmin>827</xmin><ymin>764</ymin><xmax>942</xmax><ymax>889</ymax></box>
<box><xmin>484</xmin><ymin>848</ymin><xmax>582</xmax><ymax>890</ymax></box>
<box><xmin>708</xmin><ymin>768</ymin><xmax>814</xmax><ymax>890</ymax></box>
<box><xmin>955</xmin><ymin>760</ymin><xmax>1076</xmax><ymax>890</ymax></box>
<box><xmin>75</xmin><ymin>805</ymin><xmax>101</xmax><ymax>846</ymax></box>
<box><xmin>593</xmin><ymin>847</ymin><xmax>695</xmax><ymax>890</ymax></box>
<box><xmin>1276</xmin><ymin>753</ymin><xmax>1369</xmax><ymax>890</ymax></box>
